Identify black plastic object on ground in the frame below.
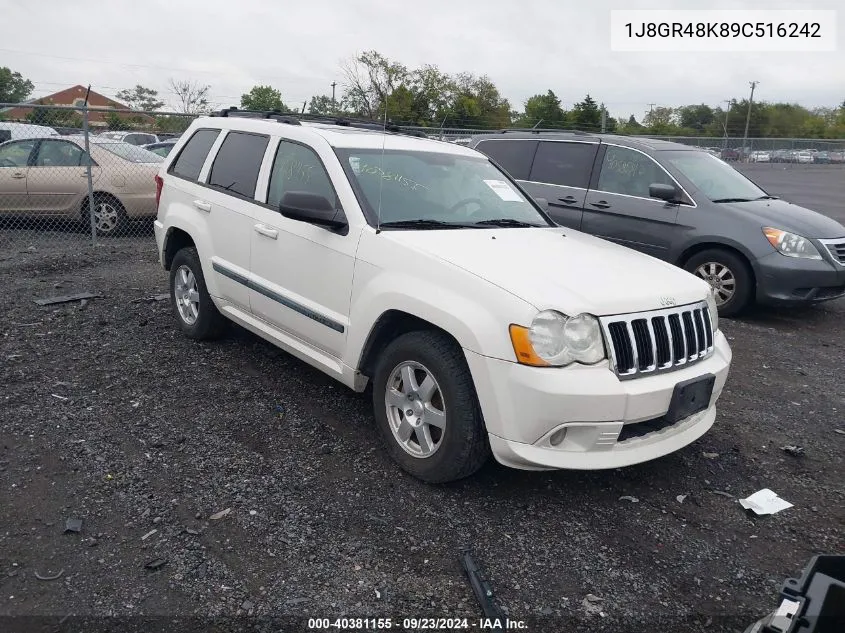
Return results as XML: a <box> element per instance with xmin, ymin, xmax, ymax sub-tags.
<box><xmin>744</xmin><ymin>555</ymin><xmax>845</xmax><ymax>633</ymax></box>
<box><xmin>460</xmin><ymin>547</ymin><xmax>506</xmax><ymax>626</ymax></box>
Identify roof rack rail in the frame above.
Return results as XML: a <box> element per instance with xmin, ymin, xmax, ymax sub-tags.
<box><xmin>496</xmin><ymin>128</ymin><xmax>595</xmax><ymax>136</ymax></box>
<box><xmin>209</xmin><ymin>108</ymin><xmax>428</xmax><ymax>137</ymax></box>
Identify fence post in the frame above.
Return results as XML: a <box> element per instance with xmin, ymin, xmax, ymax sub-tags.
<box><xmin>81</xmin><ymin>93</ymin><xmax>97</xmax><ymax>246</ymax></box>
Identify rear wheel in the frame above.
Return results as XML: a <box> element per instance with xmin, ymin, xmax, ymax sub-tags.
<box><xmin>684</xmin><ymin>248</ymin><xmax>753</xmax><ymax>317</ymax></box>
<box><xmin>169</xmin><ymin>247</ymin><xmax>228</xmax><ymax>340</ymax></box>
<box><xmin>82</xmin><ymin>194</ymin><xmax>128</xmax><ymax>237</ymax></box>
<box><xmin>372</xmin><ymin>330</ymin><xmax>490</xmax><ymax>483</ymax></box>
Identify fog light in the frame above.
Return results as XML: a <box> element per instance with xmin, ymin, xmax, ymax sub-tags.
<box><xmin>549</xmin><ymin>428</ymin><xmax>567</xmax><ymax>447</ymax></box>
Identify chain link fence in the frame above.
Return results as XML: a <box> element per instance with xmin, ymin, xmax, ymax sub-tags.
<box><xmin>0</xmin><ymin>103</ymin><xmax>196</xmax><ymax>255</ymax></box>
<box><xmin>1</xmin><ymin>105</ymin><xmax>842</xmax><ymax>255</ymax></box>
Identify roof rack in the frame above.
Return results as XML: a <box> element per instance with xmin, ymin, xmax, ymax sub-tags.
<box><xmin>496</xmin><ymin>128</ymin><xmax>595</xmax><ymax>136</ymax></box>
<box><xmin>209</xmin><ymin>107</ymin><xmax>427</xmax><ymax>138</ymax></box>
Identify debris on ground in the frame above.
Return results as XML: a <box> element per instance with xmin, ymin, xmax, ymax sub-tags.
<box><xmin>144</xmin><ymin>558</ymin><xmax>167</xmax><ymax>570</ymax></box>
<box><xmin>676</xmin><ymin>495</ymin><xmax>688</xmax><ymax>504</ymax></box>
<box><xmin>51</xmin><ymin>394</ymin><xmax>69</xmax><ymax>401</ymax></box>
<box><xmin>141</xmin><ymin>529</ymin><xmax>158</xmax><ymax>541</ymax></box>
<box><xmin>780</xmin><ymin>445</ymin><xmax>804</xmax><ymax>457</ymax></box>
<box><xmin>581</xmin><ymin>593</ymin><xmax>605</xmax><ymax>616</ymax></box>
<box><xmin>710</xmin><ymin>490</ymin><xmax>735</xmax><ymax>499</ymax></box>
<box><xmin>209</xmin><ymin>508</ymin><xmax>231</xmax><ymax>520</ymax></box>
<box><xmin>619</xmin><ymin>496</ymin><xmax>639</xmax><ymax>503</ymax></box>
<box><xmin>460</xmin><ymin>547</ymin><xmax>507</xmax><ymax>622</ymax></box>
<box><xmin>130</xmin><ymin>294</ymin><xmax>169</xmax><ymax>304</ymax></box>
<box><xmin>34</xmin><ymin>569</ymin><xmax>64</xmax><ymax>581</ymax></box>
<box><xmin>240</xmin><ymin>600</ymin><xmax>255</xmax><ymax>612</ymax></box>
<box><xmin>34</xmin><ymin>292</ymin><xmax>102</xmax><ymax>306</ymax></box>
<box><xmin>739</xmin><ymin>489</ymin><xmax>793</xmax><ymax>516</ymax></box>
<box><xmin>834</xmin><ymin>429</ymin><xmax>844</xmax><ymax>436</ymax></box>
<box><xmin>702</xmin><ymin>452</ymin><xmax>720</xmax><ymax>459</ymax></box>
<box><xmin>64</xmin><ymin>518</ymin><xmax>83</xmax><ymax>533</ymax></box>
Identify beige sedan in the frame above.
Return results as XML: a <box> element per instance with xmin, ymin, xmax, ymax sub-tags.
<box><xmin>0</xmin><ymin>135</ymin><xmax>164</xmax><ymax>235</ymax></box>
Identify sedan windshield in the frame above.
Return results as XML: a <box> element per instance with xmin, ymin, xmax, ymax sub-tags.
<box><xmin>335</xmin><ymin>148</ymin><xmax>550</xmax><ymax>228</ymax></box>
<box><xmin>94</xmin><ymin>141</ymin><xmax>164</xmax><ymax>164</ymax></box>
<box><xmin>661</xmin><ymin>150</ymin><xmax>767</xmax><ymax>202</ymax></box>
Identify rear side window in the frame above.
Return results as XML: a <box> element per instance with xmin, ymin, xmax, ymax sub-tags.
<box><xmin>267</xmin><ymin>140</ymin><xmax>336</xmax><ymax>208</ymax></box>
<box><xmin>170</xmin><ymin>129</ymin><xmax>220</xmax><ymax>182</ymax></box>
<box><xmin>208</xmin><ymin>132</ymin><xmax>269</xmax><ymax>199</ymax></box>
<box><xmin>529</xmin><ymin>141</ymin><xmax>598</xmax><ymax>188</ymax></box>
<box><xmin>474</xmin><ymin>139</ymin><xmax>537</xmax><ymax>180</ymax></box>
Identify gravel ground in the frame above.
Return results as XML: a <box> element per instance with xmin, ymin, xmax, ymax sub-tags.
<box><xmin>1</xmin><ymin>235</ymin><xmax>843</xmax><ymax>633</ymax></box>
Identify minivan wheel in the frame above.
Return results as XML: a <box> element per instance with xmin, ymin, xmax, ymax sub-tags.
<box><xmin>372</xmin><ymin>330</ymin><xmax>490</xmax><ymax>483</ymax></box>
<box><xmin>169</xmin><ymin>247</ymin><xmax>228</xmax><ymax>340</ymax></box>
<box><xmin>684</xmin><ymin>249</ymin><xmax>753</xmax><ymax>317</ymax></box>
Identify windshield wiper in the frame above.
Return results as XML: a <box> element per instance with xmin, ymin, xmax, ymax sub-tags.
<box><xmin>711</xmin><ymin>197</ymin><xmax>754</xmax><ymax>203</ymax></box>
<box><xmin>756</xmin><ymin>195</ymin><xmax>779</xmax><ymax>200</ymax></box>
<box><xmin>473</xmin><ymin>218</ymin><xmax>544</xmax><ymax>228</ymax></box>
<box><xmin>378</xmin><ymin>219</ymin><xmax>472</xmax><ymax>230</ymax></box>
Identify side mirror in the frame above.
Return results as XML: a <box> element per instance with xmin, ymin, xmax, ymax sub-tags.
<box><xmin>534</xmin><ymin>197</ymin><xmax>549</xmax><ymax>210</ymax></box>
<box><xmin>279</xmin><ymin>191</ymin><xmax>347</xmax><ymax>230</ymax></box>
<box><xmin>649</xmin><ymin>183</ymin><xmax>681</xmax><ymax>203</ymax></box>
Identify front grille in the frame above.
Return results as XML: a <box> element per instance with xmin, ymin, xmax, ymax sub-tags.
<box><xmin>599</xmin><ymin>301</ymin><xmax>714</xmax><ymax>379</ymax></box>
<box><xmin>821</xmin><ymin>239</ymin><xmax>845</xmax><ymax>265</ymax></box>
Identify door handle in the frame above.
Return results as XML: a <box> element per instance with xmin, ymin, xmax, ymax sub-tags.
<box><xmin>590</xmin><ymin>201</ymin><xmax>611</xmax><ymax>209</ymax></box>
<box><xmin>193</xmin><ymin>200</ymin><xmax>212</xmax><ymax>212</ymax></box>
<box><xmin>555</xmin><ymin>196</ymin><xmax>579</xmax><ymax>205</ymax></box>
<box><xmin>254</xmin><ymin>224</ymin><xmax>278</xmax><ymax>240</ymax></box>
<box><xmin>11</xmin><ymin>173</ymin><xmax>25</xmax><ymax>179</ymax></box>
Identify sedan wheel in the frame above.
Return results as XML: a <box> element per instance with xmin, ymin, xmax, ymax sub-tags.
<box><xmin>694</xmin><ymin>261</ymin><xmax>736</xmax><ymax>306</ymax></box>
<box><xmin>385</xmin><ymin>361</ymin><xmax>446</xmax><ymax>458</ymax></box>
<box><xmin>93</xmin><ymin>202</ymin><xmax>120</xmax><ymax>234</ymax></box>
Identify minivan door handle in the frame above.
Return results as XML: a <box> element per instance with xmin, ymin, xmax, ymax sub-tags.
<box><xmin>254</xmin><ymin>224</ymin><xmax>279</xmax><ymax>240</ymax></box>
<box><xmin>554</xmin><ymin>196</ymin><xmax>579</xmax><ymax>206</ymax></box>
<box><xmin>193</xmin><ymin>200</ymin><xmax>212</xmax><ymax>212</ymax></box>
<box><xmin>590</xmin><ymin>200</ymin><xmax>611</xmax><ymax>209</ymax></box>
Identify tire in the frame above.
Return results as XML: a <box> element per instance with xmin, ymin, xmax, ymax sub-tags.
<box><xmin>683</xmin><ymin>248</ymin><xmax>753</xmax><ymax>317</ymax></box>
<box><xmin>82</xmin><ymin>194</ymin><xmax>128</xmax><ymax>237</ymax></box>
<box><xmin>169</xmin><ymin>247</ymin><xmax>228</xmax><ymax>340</ymax></box>
<box><xmin>371</xmin><ymin>330</ymin><xmax>490</xmax><ymax>483</ymax></box>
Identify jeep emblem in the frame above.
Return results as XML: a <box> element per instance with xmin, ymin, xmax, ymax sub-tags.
<box><xmin>659</xmin><ymin>296</ymin><xmax>676</xmax><ymax>307</ymax></box>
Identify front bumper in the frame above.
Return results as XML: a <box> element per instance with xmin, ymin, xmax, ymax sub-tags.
<box><xmin>754</xmin><ymin>250</ymin><xmax>845</xmax><ymax>306</ymax></box>
<box><xmin>464</xmin><ymin>331</ymin><xmax>731</xmax><ymax>471</ymax></box>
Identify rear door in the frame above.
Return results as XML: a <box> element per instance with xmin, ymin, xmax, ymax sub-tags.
<box><xmin>524</xmin><ymin>140</ymin><xmax>598</xmax><ymax>229</ymax></box>
<box><xmin>581</xmin><ymin>144</ymin><xmax>686</xmax><ymax>260</ymax></box>
<box><xmin>26</xmin><ymin>139</ymin><xmax>98</xmax><ymax>213</ymax></box>
<box><xmin>0</xmin><ymin>139</ymin><xmax>36</xmax><ymax>211</ymax></box>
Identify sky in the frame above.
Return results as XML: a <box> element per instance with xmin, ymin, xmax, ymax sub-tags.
<box><xmin>2</xmin><ymin>0</ymin><xmax>842</xmax><ymax>122</ymax></box>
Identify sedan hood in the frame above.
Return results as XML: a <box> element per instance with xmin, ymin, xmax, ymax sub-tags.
<box><xmin>384</xmin><ymin>227</ymin><xmax>711</xmax><ymax>316</ymax></box>
<box><xmin>720</xmin><ymin>199</ymin><xmax>845</xmax><ymax>239</ymax></box>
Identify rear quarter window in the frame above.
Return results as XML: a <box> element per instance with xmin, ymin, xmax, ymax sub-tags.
<box><xmin>474</xmin><ymin>139</ymin><xmax>538</xmax><ymax>180</ymax></box>
<box><xmin>169</xmin><ymin>129</ymin><xmax>221</xmax><ymax>182</ymax></box>
<box><xmin>207</xmin><ymin>131</ymin><xmax>270</xmax><ymax>199</ymax></box>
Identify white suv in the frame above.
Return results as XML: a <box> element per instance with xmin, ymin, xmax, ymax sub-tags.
<box><xmin>153</xmin><ymin>110</ymin><xmax>732</xmax><ymax>483</ymax></box>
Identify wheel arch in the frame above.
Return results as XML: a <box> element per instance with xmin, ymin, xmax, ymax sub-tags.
<box><xmin>677</xmin><ymin>240</ymin><xmax>758</xmax><ymax>286</ymax></box>
<box><xmin>162</xmin><ymin>227</ymin><xmax>196</xmax><ymax>271</ymax></box>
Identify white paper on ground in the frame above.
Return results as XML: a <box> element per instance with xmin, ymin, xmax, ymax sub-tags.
<box><xmin>738</xmin><ymin>489</ymin><xmax>793</xmax><ymax>515</ymax></box>
<box><xmin>483</xmin><ymin>179</ymin><xmax>522</xmax><ymax>201</ymax></box>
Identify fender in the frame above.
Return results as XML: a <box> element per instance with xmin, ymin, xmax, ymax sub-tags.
<box><xmin>160</xmin><ymin>208</ymin><xmax>216</xmax><ymax>292</ymax></box>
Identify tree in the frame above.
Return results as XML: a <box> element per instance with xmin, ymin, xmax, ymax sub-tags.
<box><xmin>155</xmin><ymin>114</ymin><xmax>193</xmax><ymax>134</ymax></box>
<box><xmin>25</xmin><ymin>101</ymin><xmax>83</xmax><ymax>128</ymax></box>
<box><xmin>677</xmin><ymin>104</ymin><xmax>715</xmax><ymax>132</ymax></box>
<box><xmin>115</xmin><ymin>85</ymin><xmax>164</xmax><ymax>111</ymax></box>
<box><xmin>0</xmin><ymin>67</ymin><xmax>34</xmax><ymax>103</ymax></box>
<box><xmin>521</xmin><ymin>90</ymin><xmax>566</xmax><ymax>127</ymax></box>
<box><xmin>570</xmin><ymin>94</ymin><xmax>602</xmax><ymax>131</ymax></box>
<box><xmin>447</xmin><ymin>73</ymin><xmax>511</xmax><ymax>128</ymax></box>
<box><xmin>240</xmin><ymin>85</ymin><xmax>288</xmax><ymax>112</ymax></box>
<box><xmin>643</xmin><ymin>106</ymin><xmax>677</xmax><ymax>133</ymax></box>
<box><xmin>307</xmin><ymin>95</ymin><xmax>337</xmax><ymax>115</ymax></box>
<box><xmin>104</xmin><ymin>111</ymin><xmax>131</xmax><ymax>130</ymax></box>
<box><xmin>168</xmin><ymin>78</ymin><xmax>211</xmax><ymax>114</ymax></box>
<box><xmin>341</xmin><ymin>50</ymin><xmax>408</xmax><ymax>119</ymax></box>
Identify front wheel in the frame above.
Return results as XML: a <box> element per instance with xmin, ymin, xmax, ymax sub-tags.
<box><xmin>684</xmin><ymin>248</ymin><xmax>753</xmax><ymax>317</ymax></box>
<box><xmin>372</xmin><ymin>330</ymin><xmax>490</xmax><ymax>483</ymax></box>
<box><xmin>82</xmin><ymin>195</ymin><xmax>128</xmax><ymax>237</ymax></box>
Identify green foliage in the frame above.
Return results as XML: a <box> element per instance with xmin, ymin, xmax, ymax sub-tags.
<box><xmin>307</xmin><ymin>95</ymin><xmax>338</xmax><ymax>115</ymax></box>
<box><xmin>154</xmin><ymin>115</ymin><xmax>193</xmax><ymax>134</ymax></box>
<box><xmin>570</xmin><ymin>94</ymin><xmax>601</xmax><ymax>131</ymax></box>
<box><xmin>104</xmin><ymin>111</ymin><xmax>131</xmax><ymax>131</ymax></box>
<box><xmin>25</xmin><ymin>101</ymin><xmax>83</xmax><ymax>128</ymax></box>
<box><xmin>0</xmin><ymin>67</ymin><xmax>34</xmax><ymax>103</ymax></box>
<box><xmin>115</xmin><ymin>85</ymin><xmax>164</xmax><ymax>111</ymax></box>
<box><xmin>240</xmin><ymin>85</ymin><xmax>288</xmax><ymax>112</ymax></box>
<box><xmin>519</xmin><ymin>90</ymin><xmax>566</xmax><ymax>127</ymax></box>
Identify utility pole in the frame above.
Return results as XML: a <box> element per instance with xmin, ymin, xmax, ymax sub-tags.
<box><xmin>600</xmin><ymin>102</ymin><xmax>607</xmax><ymax>133</ymax></box>
<box><xmin>646</xmin><ymin>103</ymin><xmax>656</xmax><ymax>125</ymax></box>
<box><xmin>722</xmin><ymin>99</ymin><xmax>732</xmax><ymax>149</ymax></box>
<box><xmin>331</xmin><ymin>81</ymin><xmax>337</xmax><ymax>113</ymax></box>
<box><xmin>742</xmin><ymin>81</ymin><xmax>758</xmax><ymax>161</ymax></box>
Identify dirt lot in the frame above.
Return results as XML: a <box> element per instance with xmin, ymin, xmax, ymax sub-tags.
<box><xmin>1</xmin><ymin>235</ymin><xmax>843</xmax><ymax>633</ymax></box>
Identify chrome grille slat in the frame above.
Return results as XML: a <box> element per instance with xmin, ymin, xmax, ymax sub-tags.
<box><xmin>599</xmin><ymin>301</ymin><xmax>715</xmax><ymax>380</ymax></box>
<box><xmin>820</xmin><ymin>238</ymin><xmax>845</xmax><ymax>265</ymax></box>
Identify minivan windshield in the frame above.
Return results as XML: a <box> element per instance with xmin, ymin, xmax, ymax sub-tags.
<box><xmin>335</xmin><ymin>148</ymin><xmax>550</xmax><ymax>228</ymax></box>
<box><xmin>661</xmin><ymin>150</ymin><xmax>768</xmax><ymax>203</ymax></box>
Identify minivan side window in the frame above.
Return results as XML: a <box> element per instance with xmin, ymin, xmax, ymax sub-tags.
<box><xmin>170</xmin><ymin>129</ymin><xmax>221</xmax><ymax>182</ymax></box>
<box><xmin>208</xmin><ymin>132</ymin><xmax>269</xmax><ymax>199</ymax></box>
<box><xmin>528</xmin><ymin>141</ymin><xmax>597</xmax><ymax>189</ymax></box>
<box><xmin>267</xmin><ymin>140</ymin><xmax>336</xmax><ymax>209</ymax></box>
<box><xmin>597</xmin><ymin>146</ymin><xmax>675</xmax><ymax>199</ymax></box>
<box><xmin>474</xmin><ymin>140</ymin><xmax>538</xmax><ymax>180</ymax></box>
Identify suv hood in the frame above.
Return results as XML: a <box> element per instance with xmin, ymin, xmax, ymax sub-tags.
<box><xmin>719</xmin><ymin>199</ymin><xmax>845</xmax><ymax>238</ymax></box>
<box><xmin>384</xmin><ymin>227</ymin><xmax>711</xmax><ymax>316</ymax></box>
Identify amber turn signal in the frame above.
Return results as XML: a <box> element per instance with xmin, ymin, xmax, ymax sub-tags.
<box><xmin>508</xmin><ymin>324</ymin><xmax>550</xmax><ymax>367</ymax></box>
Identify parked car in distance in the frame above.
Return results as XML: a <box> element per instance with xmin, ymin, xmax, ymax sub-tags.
<box><xmin>829</xmin><ymin>151</ymin><xmax>845</xmax><ymax>164</ymax></box>
<box><xmin>0</xmin><ymin>136</ymin><xmax>163</xmax><ymax>235</ymax></box>
<box><xmin>98</xmin><ymin>131</ymin><xmax>160</xmax><ymax>146</ymax></box>
<box><xmin>470</xmin><ymin>131</ymin><xmax>845</xmax><ymax>316</ymax></box>
<box><xmin>796</xmin><ymin>151</ymin><xmax>814</xmax><ymax>164</ymax></box>
<box><xmin>142</xmin><ymin>139</ymin><xmax>178</xmax><ymax>157</ymax></box>
<box><xmin>153</xmin><ymin>110</ymin><xmax>732</xmax><ymax>483</ymax></box>
<box><xmin>720</xmin><ymin>147</ymin><xmax>741</xmax><ymax>161</ymax></box>
<box><xmin>812</xmin><ymin>151</ymin><xmax>831</xmax><ymax>164</ymax></box>
<box><xmin>770</xmin><ymin>149</ymin><xmax>790</xmax><ymax>163</ymax></box>
<box><xmin>0</xmin><ymin>122</ymin><xmax>59</xmax><ymax>143</ymax></box>
<box><xmin>750</xmin><ymin>150</ymin><xmax>771</xmax><ymax>163</ymax></box>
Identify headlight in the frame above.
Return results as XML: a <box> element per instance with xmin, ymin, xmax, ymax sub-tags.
<box><xmin>705</xmin><ymin>291</ymin><xmax>719</xmax><ymax>333</ymax></box>
<box><xmin>509</xmin><ymin>311</ymin><xmax>606</xmax><ymax>367</ymax></box>
<box><xmin>763</xmin><ymin>227</ymin><xmax>822</xmax><ymax>260</ymax></box>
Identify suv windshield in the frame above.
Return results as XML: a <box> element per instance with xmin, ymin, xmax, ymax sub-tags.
<box><xmin>661</xmin><ymin>150</ymin><xmax>767</xmax><ymax>202</ymax></box>
<box><xmin>94</xmin><ymin>141</ymin><xmax>164</xmax><ymax>164</ymax></box>
<box><xmin>336</xmin><ymin>148</ymin><xmax>550</xmax><ymax>228</ymax></box>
